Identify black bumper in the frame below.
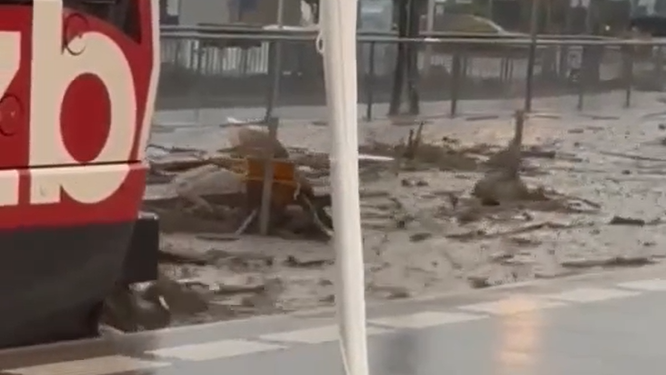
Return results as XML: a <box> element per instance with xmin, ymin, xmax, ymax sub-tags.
<box><xmin>121</xmin><ymin>211</ymin><xmax>160</xmax><ymax>284</ymax></box>
<box><xmin>0</xmin><ymin>213</ymin><xmax>160</xmax><ymax>348</ymax></box>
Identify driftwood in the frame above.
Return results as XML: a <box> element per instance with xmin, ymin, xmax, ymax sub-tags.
<box><xmin>598</xmin><ymin>150</ymin><xmax>666</xmax><ymax>163</ymax></box>
<box><xmin>151</xmin><ymin>155</ymin><xmax>245</xmax><ymax>173</ymax></box>
<box><xmin>483</xmin><ymin>110</ymin><xmax>524</xmax><ymax>172</ymax></box>
<box><xmin>403</xmin><ymin>121</ymin><xmax>425</xmax><ymax>160</ymax></box>
<box><xmin>473</xmin><ymin>110</ymin><xmax>532</xmax><ymax>206</ymax></box>
<box><xmin>446</xmin><ymin>221</ymin><xmax>592</xmax><ymax>241</ymax></box>
<box><xmin>150</xmin><ymin>127</ymin><xmax>292</xmax><ymax>173</ymax></box>
<box><xmin>232</xmin><ymin>126</ymin><xmax>290</xmax><ymax>159</ymax></box>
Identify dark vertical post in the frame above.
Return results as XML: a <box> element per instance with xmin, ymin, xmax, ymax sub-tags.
<box><xmin>406</xmin><ymin>0</ymin><xmax>421</xmax><ymax>115</ymax></box>
<box><xmin>264</xmin><ymin>40</ymin><xmax>282</xmax><ymax>122</ymax></box>
<box><xmin>365</xmin><ymin>41</ymin><xmax>377</xmax><ymax>121</ymax></box>
<box><xmin>577</xmin><ymin>45</ymin><xmax>585</xmax><ymax>111</ymax></box>
<box><xmin>259</xmin><ymin>116</ymin><xmax>280</xmax><ymax>236</ymax></box>
<box><xmin>559</xmin><ymin>4</ymin><xmax>572</xmax><ymax>79</ymax></box>
<box><xmin>260</xmin><ymin>38</ymin><xmax>283</xmax><ymax>235</ymax></box>
<box><xmin>389</xmin><ymin>0</ymin><xmax>408</xmax><ymax>115</ymax></box>
<box><xmin>655</xmin><ymin>45</ymin><xmax>664</xmax><ymax>91</ymax></box>
<box><xmin>450</xmin><ymin>53</ymin><xmax>461</xmax><ymax>117</ymax></box>
<box><xmin>623</xmin><ymin>44</ymin><xmax>634</xmax><ymax>108</ymax></box>
<box><xmin>190</xmin><ymin>39</ymin><xmax>205</xmax><ymax>124</ymax></box>
<box><xmin>524</xmin><ymin>0</ymin><xmax>540</xmax><ymax>112</ymax></box>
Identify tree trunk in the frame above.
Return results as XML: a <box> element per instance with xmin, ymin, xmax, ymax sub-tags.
<box><xmin>406</xmin><ymin>0</ymin><xmax>421</xmax><ymax>115</ymax></box>
<box><xmin>389</xmin><ymin>0</ymin><xmax>421</xmax><ymax>116</ymax></box>
<box><xmin>389</xmin><ymin>0</ymin><xmax>408</xmax><ymax>115</ymax></box>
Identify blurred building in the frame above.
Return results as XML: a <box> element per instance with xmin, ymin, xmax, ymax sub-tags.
<box><xmin>234</xmin><ymin>0</ymin><xmax>302</xmax><ymax>25</ymax></box>
<box><xmin>161</xmin><ymin>0</ymin><xmax>302</xmax><ymax>26</ymax></box>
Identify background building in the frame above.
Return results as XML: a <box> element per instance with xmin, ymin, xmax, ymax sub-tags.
<box><xmin>160</xmin><ymin>0</ymin><xmax>302</xmax><ymax>26</ymax></box>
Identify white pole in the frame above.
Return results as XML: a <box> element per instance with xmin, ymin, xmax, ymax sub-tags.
<box><xmin>277</xmin><ymin>0</ymin><xmax>285</xmax><ymax>25</ymax></box>
<box><xmin>318</xmin><ymin>0</ymin><xmax>369</xmax><ymax>375</ymax></box>
<box><xmin>426</xmin><ymin>0</ymin><xmax>436</xmax><ymax>31</ymax></box>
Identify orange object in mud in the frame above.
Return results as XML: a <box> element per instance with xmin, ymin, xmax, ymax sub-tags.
<box><xmin>244</xmin><ymin>157</ymin><xmax>303</xmax><ymax>208</ymax></box>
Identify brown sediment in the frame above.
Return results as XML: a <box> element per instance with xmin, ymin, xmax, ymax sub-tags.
<box><xmin>128</xmin><ymin>105</ymin><xmax>666</xmax><ymax>330</ymax></box>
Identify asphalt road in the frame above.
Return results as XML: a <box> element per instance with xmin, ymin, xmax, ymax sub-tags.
<box><xmin>4</xmin><ymin>265</ymin><xmax>666</xmax><ymax>375</ymax></box>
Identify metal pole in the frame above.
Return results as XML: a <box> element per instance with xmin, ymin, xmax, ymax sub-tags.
<box><xmin>365</xmin><ymin>41</ymin><xmax>376</xmax><ymax>121</ymax></box>
<box><xmin>423</xmin><ymin>0</ymin><xmax>436</xmax><ymax>74</ymax></box>
<box><xmin>656</xmin><ymin>46</ymin><xmax>664</xmax><ymax>90</ymax></box>
<box><xmin>277</xmin><ymin>0</ymin><xmax>285</xmax><ymax>25</ymax></box>
<box><xmin>450</xmin><ymin>53</ymin><xmax>461</xmax><ymax>117</ymax></box>
<box><xmin>524</xmin><ymin>0</ymin><xmax>540</xmax><ymax>112</ymax></box>
<box><xmin>319</xmin><ymin>0</ymin><xmax>369</xmax><ymax>374</ymax></box>
<box><xmin>624</xmin><ymin>45</ymin><xmax>633</xmax><ymax>108</ymax></box>
<box><xmin>190</xmin><ymin>41</ymin><xmax>203</xmax><ymax>124</ymax></box>
<box><xmin>269</xmin><ymin>0</ymin><xmax>284</xmax><ymax>114</ymax></box>
<box><xmin>584</xmin><ymin>0</ymin><xmax>592</xmax><ymax>35</ymax></box>
<box><xmin>426</xmin><ymin>0</ymin><xmax>435</xmax><ymax>29</ymax></box>
<box><xmin>258</xmin><ymin>0</ymin><xmax>286</xmax><ymax>235</ymax></box>
<box><xmin>258</xmin><ymin>117</ymin><xmax>279</xmax><ymax>235</ymax></box>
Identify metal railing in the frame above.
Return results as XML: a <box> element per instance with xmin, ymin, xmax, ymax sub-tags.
<box><xmin>156</xmin><ymin>28</ymin><xmax>666</xmax><ymax>121</ymax></box>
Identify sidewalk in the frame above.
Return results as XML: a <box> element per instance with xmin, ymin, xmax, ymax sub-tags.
<box><xmin>153</xmin><ymin>90</ymin><xmax>663</xmax><ymax>129</ymax></box>
<box><xmin>4</xmin><ymin>264</ymin><xmax>666</xmax><ymax>375</ymax></box>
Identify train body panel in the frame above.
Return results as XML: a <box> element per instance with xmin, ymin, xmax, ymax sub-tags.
<box><xmin>0</xmin><ymin>0</ymin><xmax>160</xmax><ymax>349</ymax></box>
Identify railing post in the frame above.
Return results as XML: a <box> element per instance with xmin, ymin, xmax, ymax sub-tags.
<box><xmin>577</xmin><ymin>45</ymin><xmax>585</xmax><ymax>111</ymax></box>
<box><xmin>500</xmin><ymin>58</ymin><xmax>508</xmax><ymax>82</ymax></box>
<box><xmin>655</xmin><ymin>45</ymin><xmax>664</xmax><ymax>91</ymax></box>
<box><xmin>189</xmin><ymin>39</ymin><xmax>205</xmax><ymax>124</ymax></box>
<box><xmin>259</xmin><ymin>36</ymin><xmax>283</xmax><ymax>236</ymax></box>
<box><xmin>524</xmin><ymin>0</ymin><xmax>540</xmax><ymax>112</ymax></box>
<box><xmin>406</xmin><ymin>40</ymin><xmax>420</xmax><ymax>116</ymax></box>
<box><xmin>524</xmin><ymin>49</ymin><xmax>536</xmax><ymax>111</ymax></box>
<box><xmin>450</xmin><ymin>52</ymin><xmax>461</xmax><ymax>118</ymax></box>
<box><xmin>259</xmin><ymin>36</ymin><xmax>284</xmax><ymax>236</ymax></box>
<box><xmin>623</xmin><ymin>44</ymin><xmax>634</xmax><ymax>108</ymax></box>
<box><xmin>259</xmin><ymin>116</ymin><xmax>280</xmax><ymax>236</ymax></box>
<box><xmin>423</xmin><ymin>0</ymin><xmax>436</xmax><ymax>75</ymax></box>
<box><xmin>365</xmin><ymin>41</ymin><xmax>376</xmax><ymax>121</ymax></box>
<box><xmin>264</xmin><ymin>39</ymin><xmax>282</xmax><ymax>122</ymax></box>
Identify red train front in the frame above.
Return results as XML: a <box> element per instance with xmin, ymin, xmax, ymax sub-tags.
<box><xmin>0</xmin><ymin>0</ymin><xmax>160</xmax><ymax>348</ymax></box>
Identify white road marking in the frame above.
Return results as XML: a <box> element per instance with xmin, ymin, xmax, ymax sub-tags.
<box><xmin>617</xmin><ymin>279</ymin><xmax>666</xmax><ymax>291</ymax></box>
<box><xmin>6</xmin><ymin>355</ymin><xmax>168</xmax><ymax>375</ymax></box>
<box><xmin>458</xmin><ymin>296</ymin><xmax>567</xmax><ymax>315</ymax></box>
<box><xmin>371</xmin><ymin>311</ymin><xmax>486</xmax><ymax>329</ymax></box>
<box><xmin>543</xmin><ymin>287</ymin><xmax>640</xmax><ymax>303</ymax></box>
<box><xmin>147</xmin><ymin>339</ymin><xmax>285</xmax><ymax>361</ymax></box>
<box><xmin>259</xmin><ymin>325</ymin><xmax>390</xmax><ymax>344</ymax></box>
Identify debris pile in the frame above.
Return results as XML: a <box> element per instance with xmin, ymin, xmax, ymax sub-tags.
<box><xmin>102</xmin><ymin>126</ymin><xmax>337</xmax><ymax>332</ymax></box>
<box><xmin>102</xmin><ymin>108</ymin><xmax>666</xmax><ymax>333</ymax></box>
<box><xmin>473</xmin><ymin>110</ymin><xmax>541</xmax><ymax>205</ymax></box>
<box><xmin>145</xmin><ymin>126</ymin><xmax>334</xmax><ymax>239</ymax></box>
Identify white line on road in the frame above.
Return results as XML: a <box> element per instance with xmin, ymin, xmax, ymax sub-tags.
<box><xmin>617</xmin><ymin>279</ymin><xmax>666</xmax><ymax>291</ymax></box>
<box><xmin>458</xmin><ymin>296</ymin><xmax>567</xmax><ymax>315</ymax></box>
<box><xmin>146</xmin><ymin>339</ymin><xmax>285</xmax><ymax>361</ymax></box>
<box><xmin>370</xmin><ymin>311</ymin><xmax>487</xmax><ymax>329</ymax></box>
<box><xmin>542</xmin><ymin>288</ymin><xmax>641</xmax><ymax>303</ymax></box>
<box><xmin>5</xmin><ymin>355</ymin><xmax>168</xmax><ymax>375</ymax></box>
<box><xmin>258</xmin><ymin>325</ymin><xmax>390</xmax><ymax>344</ymax></box>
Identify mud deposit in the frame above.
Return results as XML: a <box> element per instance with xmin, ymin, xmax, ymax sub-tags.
<box><xmin>141</xmin><ymin>95</ymin><xmax>666</xmax><ymax>328</ymax></box>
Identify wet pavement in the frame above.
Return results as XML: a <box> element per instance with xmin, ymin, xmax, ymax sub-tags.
<box><xmin>4</xmin><ymin>264</ymin><xmax>666</xmax><ymax>375</ymax></box>
<box><xmin>152</xmin><ymin>90</ymin><xmax>659</xmax><ymax>127</ymax></box>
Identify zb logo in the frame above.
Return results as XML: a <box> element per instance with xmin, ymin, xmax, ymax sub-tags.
<box><xmin>0</xmin><ymin>0</ymin><xmax>158</xmax><ymax>207</ymax></box>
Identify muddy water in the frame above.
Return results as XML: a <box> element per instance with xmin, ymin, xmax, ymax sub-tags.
<box><xmin>149</xmin><ymin>92</ymin><xmax>666</xmax><ymax>326</ymax></box>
